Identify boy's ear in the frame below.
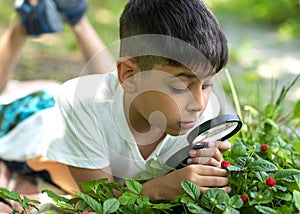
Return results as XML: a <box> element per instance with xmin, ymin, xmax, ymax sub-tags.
<box><xmin>117</xmin><ymin>58</ymin><xmax>139</xmax><ymax>93</ymax></box>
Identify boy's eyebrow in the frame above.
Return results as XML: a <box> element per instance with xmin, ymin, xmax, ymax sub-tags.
<box><xmin>172</xmin><ymin>72</ymin><xmax>198</xmax><ymax>79</ymax></box>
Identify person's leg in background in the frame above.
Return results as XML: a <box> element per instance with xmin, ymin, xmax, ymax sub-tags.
<box><xmin>71</xmin><ymin>16</ymin><xmax>115</xmax><ymax>74</ymax></box>
<box><xmin>0</xmin><ymin>0</ymin><xmax>114</xmax><ymax>94</ymax></box>
<box><xmin>0</xmin><ymin>0</ymin><xmax>63</xmax><ymax>94</ymax></box>
<box><xmin>0</xmin><ymin>19</ymin><xmax>27</xmax><ymax>94</ymax></box>
<box><xmin>53</xmin><ymin>0</ymin><xmax>115</xmax><ymax>74</ymax></box>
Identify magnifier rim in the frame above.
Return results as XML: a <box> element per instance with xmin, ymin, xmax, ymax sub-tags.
<box><xmin>187</xmin><ymin>114</ymin><xmax>242</xmax><ymax>145</ymax></box>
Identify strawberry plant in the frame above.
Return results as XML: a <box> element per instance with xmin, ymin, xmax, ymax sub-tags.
<box><xmin>0</xmin><ymin>187</ymin><xmax>40</xmax><ymax>214</ymax></box>
<box><xmin>40</xmin><ymin>74</ymin><xmax>299</xmax><ymax>213</ymax></box>
<box><xmin>0</xmin><ymin>75</ymin><xmax>299</xmax><ymax>213</ymax></box>
<box><xmin>222</xmin><ymin>73</ymin><xmax>300</xmax><ymax>213</ymax></box>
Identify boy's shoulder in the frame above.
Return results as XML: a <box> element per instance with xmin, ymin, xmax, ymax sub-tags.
<box><xmin>57</xmin><ymin>72</ymin><xmax>120</xmax><ymax>105</ymax></box>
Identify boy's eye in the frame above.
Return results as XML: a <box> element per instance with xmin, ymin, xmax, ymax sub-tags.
<box><xmin>168</xmin><ymin>80</ymin><xmax>189</xmax><ymax>93</ymax></box>
<box><xmin>171</xmin><ymin>86</ymin><xmax>189</xmax><ymax>93</ymax></box>
<box><xmin>202</xmin><ymin>84</ymin><xmax>213</xmax><ymax>89</ymax></box>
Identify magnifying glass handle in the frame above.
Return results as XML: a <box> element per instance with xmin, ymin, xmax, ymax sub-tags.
<box><xmin>192</xmin><ymin>142</ymin><xmax>208</xmax><ymax>149</ymax></box>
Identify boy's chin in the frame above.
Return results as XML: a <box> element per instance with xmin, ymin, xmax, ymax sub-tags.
<box><xmin>166</xmin><ymin>128</ymin><xmax>190</xmax><ymax>136</ymax></box>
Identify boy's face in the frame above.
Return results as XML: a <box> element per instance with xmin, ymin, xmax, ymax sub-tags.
<box><xmin>122</xmin><ymin>62</ymin><xmax>214</xmax><ymax>136</ymax></box>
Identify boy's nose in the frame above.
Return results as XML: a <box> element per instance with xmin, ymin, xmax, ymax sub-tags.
<box><xmin>186</xmin><ymin>87</ymin><xmax>206</xmax><ymax>112</ymax></box>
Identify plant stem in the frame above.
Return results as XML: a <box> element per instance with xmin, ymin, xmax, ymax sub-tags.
<box><xmin>224</xmin><ymin>69</ymin><xmax>246</xmax><ymax>139</ymax></box>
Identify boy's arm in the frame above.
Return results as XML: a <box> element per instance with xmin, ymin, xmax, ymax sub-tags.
<box><xmin>142</xmin><ymin>164</ymin><xmax>230</xmax><ymax>201</ymax></box>
<box><xmin>68</xmin><ymin>165</ymin><xmax>114</xmax><ymax>184</ymax></box>
<box><xmin>68</xmin><ymin>166</ymin><xmax>125</xmax><ymax>198</ymax></box>
<box><xmin>67</xmin><ymin>164</ymin><xmax>229</xmax><ymax>201</ymax></box>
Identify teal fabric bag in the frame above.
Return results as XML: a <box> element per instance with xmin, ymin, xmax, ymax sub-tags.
<box><xmin>0</xmin><ymin>90</ymin><xmax>55</xmax><ymax>137</ymax></box>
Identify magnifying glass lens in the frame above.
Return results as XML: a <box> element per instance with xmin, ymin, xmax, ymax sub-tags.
<box><xmin>165</xmin><ymin>114</ymin><xmax>243</xmax><ymax>168</ymax></box>
<box><xmin>192</xmin><ymin>122</ymin><xmax>239</xmax><ymax>147</ymax></box>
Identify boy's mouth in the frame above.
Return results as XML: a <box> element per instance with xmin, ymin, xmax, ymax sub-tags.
<box><xmin>179</xmin><ymin>121</ymin><xmax>196</xmax><ymax>129</ymax></box>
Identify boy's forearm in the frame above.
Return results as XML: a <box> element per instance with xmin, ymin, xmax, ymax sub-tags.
<box><xmin>142</xmin><ymin>174</ymin><xmax>182</xmax><ymax>201</ymax></box>
<box><xmin>142</xmin><ymin>178</ymin><xmax>163</xmax><ymax>201</ymax></box>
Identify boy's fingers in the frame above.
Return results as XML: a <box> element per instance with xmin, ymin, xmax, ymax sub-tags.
<box><xmin>193</xmin><ymin>176</ymin><xmax>228</xmax><ymax>187</ymax></box>
<box><xmin>207</xmin><ymin>140</ymin><xmax>231</xmax><ymax>152</ymax></box>
<box><xmin>200</xmin><ymin>186</ymin><xmax>231</xmax><ymax>195</ymax></box>
<box><xmin>189</xmin><ymin>147</ymin><xmax>223</xmax><ymax>162</ymax></box>
<box><xmin>189</xmin><ymin>165</ymin><xmax>227</xmax><ymax>176</ymax></box>
<box><xmin>187</xmin><ymin>157</ymin><xmax>221</xmax><ymax>167</ymax></box>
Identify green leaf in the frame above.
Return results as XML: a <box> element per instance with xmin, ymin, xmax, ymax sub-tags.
<box><xmin>136</xmin><ymin>195</ymin><xmax>150</xmax><ymax>207</ymax></box>
<box><xmin>0</xmin><ymin>188</ymin><xmax>22</xmax><ymax>203</ymax></box>
<box><xmin>23</xmin><ymin>196</ymin><xmax>40</xmax><ymax>210</ymax></box>
<box><xmin>103</xmin><ymin>198</ymin><xmax>120</xmax><ymax>214</ymax></box>
<box><xmin>294</xmin><ymin>190</ymin><xmax>300</xmax><ymax>211</ymax></box>
<box><xmin>248</xmin><ymin>159</ymin><xmax>278</xmax><ymax>171</ymax></box>
<box><xmin>121</xmin><ymin>204</ymin><xmax>140</xmax><ymax>213</ymax></box>
<box><xmin>76</xmin><ymin>200</ymin><xmax>90</xmax><ymax>210</ymax></box>
<box><xmin>80</xmin><ymin>179</ymin><xmax>109</xmax><ymax>199</ymax></box>
<box><xmin>200</xmin><ymin>188</ymin><xmax>228</xmax><ymax>210</ymax></box>
<box><xmin>42</xmin><ymin>189</ymin><xmax>70</xmax><ymax>203</ymax></box>
<box><xmin>294</xmin><ymin>142</ymin><xmax>300</xmax><ymax>153</ymax></box>
<box><xmin>151</xmin><ymin>202</ymin><xmax>175</xmax><ymax>210</ymax></box>
<box><xmin>181</xmin><ymin>180</ymin><xmax>200</xmax><ymax>201</ymax></box>
<box><xmin>274</xmin><ymin>169</ymin><xmax>300</xmax><ymax>182</ymax></box>
<box><xmin>276</xmin><ymin>136</ymin><xmax>287</xmax><ymax>148</ymax></box>
<box><xmin>274</xmin><ymin>204</ymin><xmax>295</xmax><ymax>214</ymax></box>
<box><xmin>227</xmin><ymin>195</ymin><xmax>243</xmax><ymax>209</ymax></box>
<box><xmin>292</xmin><ymin>100</ymin><xmax>300</xmax><ymax>119</ymax></box>
<box><xmin>118</xmin><ymin>192</ymin><xmax>139</xmax><ymax>205</ymax></box>
<box><xmin>254</xmin><ymin>171</ymin><xmax>269</xmax><ymax>182</ymax></box>
<box><xmin>75</xmin><ymin>191</ymin><xmax>102</xmax><ymax>213</ymax></box>
<box><xmin>266</xmin><ymin>116</ymin><xmax>280</xmax><ymax>128</ymax></box>
<box><xmin>255</xmin><ymin>205</ymin><xmax>276</xmax><ymax>214</ymax></box>
<box><xmin>179</xmin><ymin>194</ymin><xmax>196</xmax><ymax>204</ymax></box>
<box><xmin>275</xmin><ymin>185</ymin><xmax>287</xmax><ymax>192</ymax></box>
<box><xmin>244</xmin><ymin>105</ymin><xmax>260</xmax><ymax>117</ymax></box>
<box><xmin>274</xmin><ymin>192</ymin><xmax>292</xmax><ymax>201</ymax></box>
<box><xmin>250</xmin><ymin>190</ymin><xmax>273</xmax><ymax>205</ymax></box>
<box><xmin>230</xmin><ymin>142</ymin><xmax>248</xmax><ymax>159</ymax></box>
<box><xmin>226</xmin><ymin>165</ymin><xmax>243</xmax><ymax>171</ymax></box>
<box><xmin>234</xmin><ymin>156</ymin><xmax>254</xmax><ymax>169</ymax></box>
<box><xmin>125</xmin><ymin>178</ymin><xmax>143</xmax><ymax>194</ymax></box>
<box><xmin>221</xmin><ymin>207</ymin><xmax>240</xmax><ymax>214</ymax></box>
<box><xmin>134</xmin><ymin>158</ymin><xmax>173</xmax><ymax>180</ymax></box>
<box><xmin>187</xmin><ymin>203</ymin><xmax>210</xmax><ymax>214</ymax></box>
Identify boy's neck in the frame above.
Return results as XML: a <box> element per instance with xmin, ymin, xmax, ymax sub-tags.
<box><xmin>134</xmin><ymin>129</ymin><xmax>167</xmax><ymax>159</ymax></box>
<box><xmin>124</xmin><ymin>94</ymin><xmax>167</xmax><ymax>159</ymax></box>
<box><xmin>129</xmin><ymin>117</ymin><xmax>167</xmax><ymax>159</ymax></box>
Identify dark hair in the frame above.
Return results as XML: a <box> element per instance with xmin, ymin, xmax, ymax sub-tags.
<box><xmin>119</xmin><ymin>0</ymin><xmax>228</xmax><ymax>74</ymax></box>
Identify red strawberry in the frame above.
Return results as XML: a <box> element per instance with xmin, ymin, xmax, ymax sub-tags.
<box><xmin>240</xmin><ymin>194</ymin><xmax>248</xmax><ymax>203</ymax></box>
<box><xmin>266</xmin><ymin>177</ymin><xmax>276</xmax><ymax>187</ymax></box>
<box><xmin>261</xmin><ymin>144</ymin><xmax>268</xmax><ymax>152</ymax></box>
<box><xmin>82</xmin><ymin>212</ymin><xmax>90</xmax><ymax>214</ymax></box>
<box><xmin>221</xmin><ymin>160</ymin><xmax>232</xmax><ymax>169</ymax></box>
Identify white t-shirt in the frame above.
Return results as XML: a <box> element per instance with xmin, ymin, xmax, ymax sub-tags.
<box><xmin>0</xmin><ymin>72</ymin><xmax>219</xmax><ymax>181</ymax></box>
<box><xmin>46</xmin><ymin>72</ymin><xmax>219</xmax><ymax>181</ymax></box>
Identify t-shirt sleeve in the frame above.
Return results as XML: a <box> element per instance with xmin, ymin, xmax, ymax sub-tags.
<box><xmin>46</xmin><ymin>78</ymin><xmax>110</xmax><ymax>169</ymax></box>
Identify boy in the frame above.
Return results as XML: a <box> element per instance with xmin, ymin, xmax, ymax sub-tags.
<box><xmin>1</xmin><ymin>0</ymin><xmax>231</xmax><ymax>201</ymax></box>
<box><xmin>45</xmin><ymin>0</ymin><xmax>231</xmax><ymax>201</ymax></box>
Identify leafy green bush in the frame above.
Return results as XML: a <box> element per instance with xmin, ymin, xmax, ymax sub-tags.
<box><xmin>0</xmin><ymin>75</ymin><xmax>299</xmax><ymax>213</ymax></box>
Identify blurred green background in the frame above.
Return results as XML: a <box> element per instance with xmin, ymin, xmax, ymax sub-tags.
<box><xmin>0</xmin><ymin>0</ymin><xmax>299</xmax><ymax>111</ymax></box>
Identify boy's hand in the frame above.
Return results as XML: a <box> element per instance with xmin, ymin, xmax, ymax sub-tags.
<box><xmin>187</xmin><ymin>141</ymin><xmax>231</xmax><ymax>167</ymax></box>
<box><xmin>142</xmin><ymin>164</ymin><xmax>230</xmax><ymax>201</ymax></box>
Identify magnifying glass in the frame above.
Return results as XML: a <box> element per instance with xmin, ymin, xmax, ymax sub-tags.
<box><xmin>165</xmin><ymin>114</ymin><xmax>243</xmax><ymax>168</ymax></box>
